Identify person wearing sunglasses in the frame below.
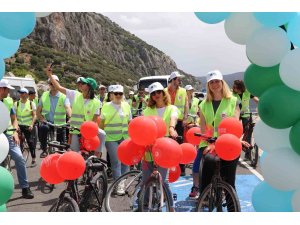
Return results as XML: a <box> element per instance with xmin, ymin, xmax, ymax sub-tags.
<box><xmin>37</xmin><ymin>75</ymin><xmax>72</xmax><ymax>158</ymax></box>
<box><xmin>100</xmin><ymin>84</ymin><xmax>131</xmax><ymax>195</ymax></box>
<box><xmin>45</xmin><ymin>65</ymin><xmax>106</xmax><ymax>158</ymax></box>
<box><xmin>142</xmin><ymin>81</ymin><xmax>179</xmax><ymax>211</ymax></box>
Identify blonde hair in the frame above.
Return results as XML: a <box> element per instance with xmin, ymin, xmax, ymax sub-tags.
<box><xmin>205</xmin><ymin>80</ymin><xmax>232</xmax><ymax>102</ymax></box>
<box><xmin>148</xmin><ymin>90</ymin><xmax>171</xmax><ymax>108</ymax></box>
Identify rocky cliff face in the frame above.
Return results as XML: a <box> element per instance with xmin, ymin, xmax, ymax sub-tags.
<box><xmin>29</xmin><ymin>12</ymin><xmax>196</xmax><ymax>83</ymax></box>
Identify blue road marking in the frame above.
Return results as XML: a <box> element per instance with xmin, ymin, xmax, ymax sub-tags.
<box><xmin>170</xmin><ymin>175</ymin><xmax>261</xmax><ymax>212</ymax></box>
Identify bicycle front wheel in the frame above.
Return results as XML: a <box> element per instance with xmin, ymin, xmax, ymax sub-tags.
<box><xmin>250</xmin><ymin>144</ymin><xmax>259</xmax><ymax>168</ymax></box>
<box><xmin>138</xmin><ymin>178</ymin><xmax>172</xmax><ymax>212</ymax></box>
<box><xmin>49</xmin><ymin>196</ymin><xmax>80</xmax><ymax>212</ymax></box>
<box><xmin>105</xmin><ymin>170</ymin><xmax>142</xmax><ymax>212</ymax></box>
<box><xmin>21</xmin><ymin>139</ymin><xmax>30</xmax><ymax>163</ymax></box>
<box><xmin>196</xmin><ymin>181</ymin><xmax>241</xmax><ymax>212</ymax></box>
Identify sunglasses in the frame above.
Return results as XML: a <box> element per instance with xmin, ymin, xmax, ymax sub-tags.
<box><xmin>151</xmin><ymin>90</ymin><xmax>163</xmax><ymax>96</ymax></box>
<box><xmin>114</xmin><ymin>92</ymin><xmax>123</xmax><ymax>96</ymax></box>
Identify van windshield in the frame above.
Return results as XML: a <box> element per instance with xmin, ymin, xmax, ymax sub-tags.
<box><xmin>139</xmin><ymin>79</ymin><xmax>168</xmax><ymax>90</ymax></box>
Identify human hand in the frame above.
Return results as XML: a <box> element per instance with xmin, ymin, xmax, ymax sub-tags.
<box><xmin>13</xmin><ymin>132</ymin><xmax>20</xmax><ymax>146</ymax></box>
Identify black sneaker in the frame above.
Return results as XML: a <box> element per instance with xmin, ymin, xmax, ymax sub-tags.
<box><xmin>22</xmin><ymin>187</ymin><xmax>34</xmax><ymax>199</ymax></box>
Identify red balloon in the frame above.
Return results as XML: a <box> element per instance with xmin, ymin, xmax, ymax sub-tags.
<box><xmin>40</xmin><ymin>154</ymin><xmax>64</xmax><ymax>184</ymax></box>
<box><xmin>186</xmin><ymin>127</ymin><xmax>202</xmax><ymax>145</ymax></box>
<box><xmin>83</xmin><ymin>136</ymin><xmax>100</xmax><ymax>151</ymax></box>
<box><xmin>117</xmin><ymin>139</ymin><xmax>145</xmax><ymax>166</ymax></box>
<box><xmin>80</xmin><ymin>121</ymin><xmax>98</xmax><ymax>139</ymax></box>
<box><xmin>152</xmin><ymin>137</ymin><xmax>182</xmax><ymax>168</ymax></box>
<box><xmin>168</xmin><ymin>165</ymin><xmax>181</xmax><ymax>183</ymax></box>
<box><xmin>57</xmin><ymin>151</ymin><xmax>86</xmax><ymax>180</ymax></box>
<box><xmin>218</xmin><ymin>117</ymin><xmax>243</xmax><ymax>138</ymax></box>
<box><xmin>128</xmin><ymin>116</ymin><xmax>158</xmax><ymax>146</ymax></box>
<box><xmin>215</xmin><ymin>134</ymin><xmax>242</xmax><ymax>161</ymax></box>
<box><xmin>179</xmin><ymin>143</ymin><xmax>197</xmax><ymax>164</ymax></box>
<box><xmin>148</xmin><ymin>116</ymin><xmax>167</xmax><ymax>138</ymax></box>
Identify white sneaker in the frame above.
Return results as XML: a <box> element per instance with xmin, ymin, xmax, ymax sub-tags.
<box><xmin>116</xmin><ymin>180</ymin><xmax>126</xmax><ymax>196</ymax></box>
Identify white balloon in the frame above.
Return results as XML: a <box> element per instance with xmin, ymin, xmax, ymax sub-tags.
<box><xmin>261</xmin><ymin>147</ymin><xmax>300</xmax><ymax>191</ymax></box>
<box><xmin>35</xmin><ymin>12</ymin><xmax>52</xmax><ymax>18</ymax></box>
<box><xmin>279</xmin><ymin>48</ymin><xmax>300</xmax><ymax>91</ymax></box>
<box><xmin>0</xmin><ymin>101</ymin><xmax>10</xmax><ymax>134</ymax></box>
<box><xmin>253</xmin><ymin>120</ymin><xmax>291</xmax><ymax>152</ymax></box>
<box><xmin>292</xmin><ymin>189</ymin><xmax>300</xmax><ymax>212</ymax></box>
<box><xmin>224</xmin><ymin>12</ymin><xmax>262</xmax><ymax>45</ymax></box>
<box><xmin>246</xmin><ymin>27</ymin><xmax>291</xmax><ymax>67</ymax></box>
<box><xmin>0</xmin><ymin>133</ymin><xmax>9</xmax><ymax>164</ymax></box>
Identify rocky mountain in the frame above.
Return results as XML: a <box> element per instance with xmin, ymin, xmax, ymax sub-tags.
<box><xmin>5</xmin><ymin>12</ymin><xmax>198</xmax><ymax>91</ymax></box>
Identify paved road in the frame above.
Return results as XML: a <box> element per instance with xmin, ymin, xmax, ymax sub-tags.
<box><xmin>6</xmin><ymin>146</ymin><xmax>263</xmax><ymax>212</ymax></box>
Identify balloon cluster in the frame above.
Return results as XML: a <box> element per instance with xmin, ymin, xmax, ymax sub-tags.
<box><xmin>117</xmin><ymin>116</ymin><xmax>197</xmax><ymax>182</ymax></box>
<box><xmin>195</xmin><ymin>12</ymin><xmax>300</xmax><ymax>211</ymax></box>
<box><xmin>0</xmin><ymin>13</ymin><xmax>52</xmax><ymax>80</ymax></box>
<box><xmin>80</xmin><ymin>121</ymin><xmax>100</xmax><ymax>151</ymax></box>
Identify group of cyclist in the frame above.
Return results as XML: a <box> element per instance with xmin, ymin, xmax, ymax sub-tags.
<box><xmin>1</xmin><ymin>66</ymin><xmax>258</xmax><ymax>210</ymax></box>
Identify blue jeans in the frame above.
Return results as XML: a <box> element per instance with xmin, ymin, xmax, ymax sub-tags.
<box><xmin>105</xmin><ymin>139</ymin><xmax>129</xmax><ymax>180</ymax></box>
<box><xmin>142</xmin><ymin>160</ymin><xmax>174</xmax><ymax>208</ymax></box>
<box><xmin>6</xmin><ymin>134</ymin><xmax>29</xmax><ymax>189</ymax></box>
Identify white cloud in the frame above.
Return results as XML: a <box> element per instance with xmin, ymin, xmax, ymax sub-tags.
<box><xmin>102</xmin><ymin>12</ymin><xmax>250</xmax><ymax>77</ymax></box>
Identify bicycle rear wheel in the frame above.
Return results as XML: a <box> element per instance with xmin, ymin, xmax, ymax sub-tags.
<box><xmin>49</xmin><ymin>196</ymin><xmax>80</xmax><ymax>212</ymax></box>
<box><xmin>196</xmin><ymin>181</ymin><xmax>241</xmax><ymax>212</ymax></box>
<box><xmin>138</xmin><ymin>178</ymin><xmax>172</xmax><ymax>212</ymax></box>
<box><xmin>21</xmin><ymin>139</ymin><xmax>30</xmax><ymax>163</ymax></box>
<box><xmin>250</xmin><ymin>144</ymin><xmax>259</xmax><ymax>168</ymax></box>
<box><xmin>105</xmin><ymin>170</ymin><xmax>142</xmax><ymax>212</ymax></box>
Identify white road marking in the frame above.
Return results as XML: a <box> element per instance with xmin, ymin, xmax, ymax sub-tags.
<box><xmin>173</xmin><ymin>182</ymin><xmax>193</xmax><ymax>188</ymax></box>
<box><xmin>239</xmin><ymin>159</ymin><xmax>264</xmax><ymax>181</ymax></box>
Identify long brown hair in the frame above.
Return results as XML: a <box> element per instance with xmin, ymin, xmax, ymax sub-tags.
<box><xmin>148</xmin><ymin>90</ymin><xmax>171</xmax><ymax>108</ymax></box>
<box><xmin>205</xmin><ymin>80</ymin><xmax>232</xmax><ymax>102</ymax></box>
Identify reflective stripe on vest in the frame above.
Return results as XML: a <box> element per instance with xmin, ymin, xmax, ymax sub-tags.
<box><xmin>70</xmin><ymin>93</ymin><xmax>100</xmax><ymax>134</ymax></box>
<box><xmin>199</xmin><ymin>96</ymin><xmax>237</xmax><ymax>148</ymax></box>
<box><xmin>3</xmin><ymin>98</ymin><xmax>14</xmax><ymax>135</ymax></box>
<box><xmin>142</xmin><ymin>105</ymin><xmax>175</xmax><ymax>162</ymax></box>
<box><xmin>233</xmin><ymin>90</ymin><xmax>251</xmax><ymax>118</ymax></box>
<box><xmin>102</xmin><ymin>102</ymin><xmax>131</xmax><ymax>141</ymax></box>
<box><xmin>165</xmin><ymin>87</ymin><xmax>186</xmax><ymax>120</ymax></box>
<box><xmin>16</xmin><ymin>100</ymin><xmax>33</xmax><ymax>126</ymax></box>
<box><xmin>41</xmin><ymin>91</ymin><xmax>67</xmax><ymax>125</ymax></box>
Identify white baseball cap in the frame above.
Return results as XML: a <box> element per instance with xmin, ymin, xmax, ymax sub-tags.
<box><xmin>113</xmin><ymin>85</ymin><xmax>124</xmax><ymax>93</ymax></box>
<box><xmin>148</xmin><ymin>82</ymin><xmax>164</xmax><ymax>94</ymax></box>
<box><xmin>169</xmin><ymin>71</ymin><xmax>184</xmax><ymax>81</ymax></box>
<box><xmin>99</xmin><ymin>84</ymin><xmax>106</xmax><ymax>89</ymax></box>
<box><xmin>76</xmin><ymin>77</ymin><xmax>85</xmax><ymax>83</ymax></box>
<box><xmin>185</xmin><ymin>85</ymin><xmax>194</xmax><ymax>91</ymax></box>
<box><xmin>48</xmin><ymin>75</ymin><xmax>60</xmax><ymax>82</ymax></box>
<box><xmin>18</xmin><ymin>87</ymin><xmax>29</xmax><ymax>94</ymax></box>
<box><xmin>129</xmin><ymin>91</ymin><xmax>134</xmax><ymax>95</ymax></box>
<box><xmin>108</xmin><ymin>85</ymin><xmax>116</xmax><ymax>92</ymax></box>
<box><xmin>0</xmin><ymin>79</ymin><xmax>14</xmax><ymax>89</ymax></box>
<box><xmin>206</xmin><ymin>70</ymin><xmax>223</xmax><ymax>83</ymax></box>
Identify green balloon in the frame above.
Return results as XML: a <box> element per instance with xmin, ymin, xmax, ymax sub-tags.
<box><xmin>289</xmin><ymin>120</ymin><xmax>300</xmax><ymax>156</ymax></box>
<box><xmin>0</xmin><ymin>167</ymin><xmax>14</xmax><ymax>205</ymax></box>
<box><xmin>244</xmin><ymin>64</ymin><xmax>284</xmax><ymax>97</ymax></box>
<box><xmin>0</xmin><ymin>204</ymin><xmax>6</xmax><ymax>212</ymax></box>
<box><xmin>258</xmin><ymin>85</ymin><xmax>300</xmax><ymax>128</ymax></box>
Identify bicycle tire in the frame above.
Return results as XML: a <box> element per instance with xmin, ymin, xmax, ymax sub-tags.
<box><xmin>49</xmin><ymin>196</ymin><xmax>80</xmax><ymax>212</ymax></box>
<box><xmin>80</xmin><ymin>171</ymin><xmax>108</xmax><ymax>212</ymax></box>
<box><xmin>196</xmin><ymin>181</ymin><xmax>241</xmax><ymax>212</ymax></box>
<box><xmin>250</xmin><ymin>144</ymin><xmax>259</xmax><ymax>168</ymax></box>
<box><xmin>138</xmin><ymin>177</ymin><xmax>172</xmax><ymax>212</ymax></box>
<box><xmin>104</xmin><ymin>170</ymin><xmax>142</xmax><ymax>212</ymax></box>
<box><xmin>21</xmin><ymin>140</ymin><xmax>30</xmax><ymax>163</ymax></box>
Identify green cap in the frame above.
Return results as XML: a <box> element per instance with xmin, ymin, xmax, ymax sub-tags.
<box><xmin>83</xmin><ymin>77</ymin><xmax>97</xmax><ymax>90</ymax></box>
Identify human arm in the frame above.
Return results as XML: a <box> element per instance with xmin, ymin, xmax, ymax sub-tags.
<box><xmin>182</xmin><ymin>95</ymin><xmax>189</xmax><ymax>126</ymax></box>
<box><xmin>11</xmin><ymin>113</ymin><xmax>20</xmax><ymax>145</ymax></box>
<box><xmin>45</xmin><ymin>65</ymin><xmax>67</xmax><ymax>95</ymax></box>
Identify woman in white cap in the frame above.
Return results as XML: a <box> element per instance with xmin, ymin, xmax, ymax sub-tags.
<box><xmin>142</xmin><ymin>81</ymin><xmax>179</xmax><ymax>211</ymax></box>
<box><xmin>100</xmin><ymin>84</ymin><xmax>131</xmax><ymax>195</ymax></box>
<box><xmin>198</xmin><ymin>70</ymin><xmax>250</xmax><ymax>197</ymax></box>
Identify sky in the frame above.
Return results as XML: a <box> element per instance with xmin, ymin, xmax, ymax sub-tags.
<box><xmin>101</xmin><ymin>12</ymin><xmax>251</xmax><ymax>77</ymax></box>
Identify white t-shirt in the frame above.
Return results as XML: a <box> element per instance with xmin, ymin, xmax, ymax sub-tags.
<box><xmin>14</xmin><ymin>100</ymin><xmax>37</xmax><ymax>112</ymax></box>
<box><xmin>101</xmin><ymin>102</ymin><xmax>132</xmax><ymax>120</ymax></box>
<box><xmin>156</xmin><ymin>106</ymin><xmax>178</xmax><ymax>119</ymax></box>
<box><xmin>66</xmin><ymin>89</ymin><xmax>100</xmax><ymax>115</ymax></box>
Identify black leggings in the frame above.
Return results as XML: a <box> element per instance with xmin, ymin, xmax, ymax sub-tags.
<box><xmin>200</xmin><ymin>147</ymin><xmax>240</xmax><ymax>193</ymax></box>
<box><xmin>175</xmin><ymin>120</ymin><xmax>185</xmax><ymax>172</ymax></box>
<box><xmin>19</xmin><ymin>125</ymin><xmax>36</xmax><ymax>159</ymax></box>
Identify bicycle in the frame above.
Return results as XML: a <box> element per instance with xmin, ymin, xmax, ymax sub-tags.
<box><xmin>18</xmin><ymin>125</ymin><xmax>31</xmax><ymax>164</ymax></box>
<box><xmin>48</xmin><ymin>126</ymin><xmax>108</xmax><ymax>212</ymax></box>
<box><xmin>240</xmin><ymin>112</ymin><xmax>259</xmax><ymax>168</ymax></box>
<box><xmin>194</xmin><ymin>133</ymin><xmax>241</xmax><ymax>212</ymax></box>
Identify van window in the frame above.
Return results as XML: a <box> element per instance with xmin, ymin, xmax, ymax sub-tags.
<box><xmin>9</xmin><ymin>86</ymin><xmax>21</xmax><ymax>101</ymax></box>
<box><xmin>139</xmin><ymin>79</ymin><xmax>168</xmax><ymax>90</ymax></box>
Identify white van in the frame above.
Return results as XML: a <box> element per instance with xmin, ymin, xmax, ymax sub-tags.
<box><xmin>135</xmin><ymin>75</ymin><xmax>170</xmax><ymax>91</ymax></box>
<box><xmin>3</xmin><ymin>75</ymin><xmax>37</xmax><ymax>101</ymax></box>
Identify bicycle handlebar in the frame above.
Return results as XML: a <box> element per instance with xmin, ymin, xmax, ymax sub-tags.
<box><xmin>194</xmin><ymin>133</ymin><xmax>217</xmax><ymax>144</ymax></box>
<box><xmin>43</xmin><ymin>121</ymin><xmax>80</xmax><ymax>132</ymax></box>
<box><xmin>240</xmin><ymin>112</ymin><xmax>259</xmax><ymax>116</ymax></box>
